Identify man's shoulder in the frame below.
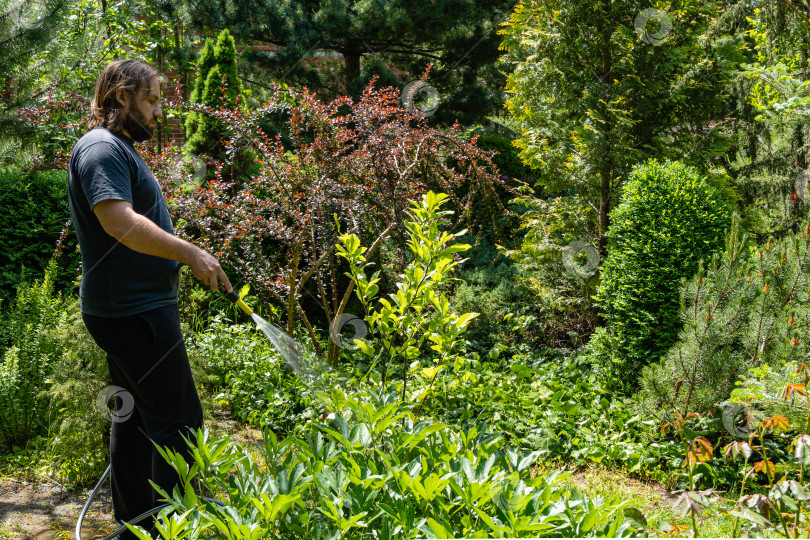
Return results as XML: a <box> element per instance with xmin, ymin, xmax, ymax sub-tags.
<box><xmin>72</xmin><ymin>127</ymin><xmax>136</xmax><ymax>168</ymax></box>
<box><xmin>74</xmin><ymin>127</ymin><xmax>130</xmax><ymax>154</ymax></box>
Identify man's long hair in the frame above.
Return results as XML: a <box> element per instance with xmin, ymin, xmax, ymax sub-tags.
<box><xmin>87</xmin><ymin>60</ymin><xmax>164</xmax><ymax>135</ymax></box>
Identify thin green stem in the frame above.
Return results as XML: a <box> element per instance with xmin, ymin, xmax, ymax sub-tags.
<box><xmin>776</xmin><ymin>499</ymin><xmax>791</xmax><ymax>538</ymax></box>
<box><xmin>805</xmin><ymin>397</ymin><xmax>810</xmax><ymax>439</ymax></box>
<box><xmin>732</xmin><ymin>457</ymin><xmax>749</xmax><ymax>538</ymax></box>
<box><xmin>760</xmin><ymin>428</ymin><xmax>774</xmax><ymax>488</ymax></box>
<box><xmin>797</xmin><ymin>462</ymin><xmax>805</xmax><ymax>536</ymax></box>
<box><xmin>687</xmin><ymin>456</ymin><xmax>699</xmax><ymax>537</ymax></box>
<box><xmin>759</xmin><ymin>426</ymin><xmax>791</xmax><ymax>536</ymax></box>
<box><xmin>690</xmin><ymin>509</ymin><xmax>698</xmax><ymax>538</ymax></box>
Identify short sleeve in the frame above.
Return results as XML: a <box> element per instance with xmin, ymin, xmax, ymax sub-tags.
<box><xmin>75</xmin><ymin>141</ymin><xmax>134</xmax><ymax>209</ymax></box>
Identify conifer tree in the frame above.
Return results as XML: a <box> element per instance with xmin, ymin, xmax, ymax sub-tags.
<box><xmin>185</xmin><ymin>29</ymin><xmax>253</xmax><ymax>183</ymax></box>
<box><xmin>499</xmin><ymin>0</ymin><xmax>748</xmax><ymax>255</ymax></box>
<box><xmin>586</xmin><ymin>160</ymin><xmax>734</xmax><ymax>391</ymax></box>
<box><xmin>0</xmin><ymin>0</ymin><xmax>66</xmax><ymax>159</ymax></box>
<box><xmin>638</xmin><ymin>216</ymin><xmax>810</xmax><ymax>420</ymax></box>
<box><xmin>184</xmin><ymin>38</ymin><xmax>216</xmax><ymax>142</ymax></box>
<box><xmin>155</xmin><ymin>0</ymin><xmax>511</xmax><ymax>126</ymax></box>
<box><xmin>727</xmin><ymin>1</ymin><xmax>810</xmax><ymax>241</ymax></box>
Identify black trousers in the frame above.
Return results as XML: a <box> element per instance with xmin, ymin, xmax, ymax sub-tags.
<box><xmin>82</xmin><ymin>303</ymin><xmax>203</xmax><ymax>540</ymax></box>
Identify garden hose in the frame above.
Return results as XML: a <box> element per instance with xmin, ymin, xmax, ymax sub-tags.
<box><xmin>76</xmin><ymin>287</ymin><xmax>247</xmax><ymax>539</ymax></box>
<box><xmin>224</xmin><ymin>289</ymin><xmax>253</xmax><ymax>316</ymax></box>
<box><xmin>75</xmin><ymin>464</ymin><xmax>225</xmax><ymax>540</ymax></box>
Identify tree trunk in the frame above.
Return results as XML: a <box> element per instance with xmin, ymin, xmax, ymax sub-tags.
<box><xmin>296</xmin><ymin>301</ymin><xmax>324</xmax><ymax>358</ymax></box>
<box><xmin>286</xmin><ymin>245</ymin><xmax>301</xmax><ymax>335</ymax></box>
<box><xmin>343</xmin><ymin>49</ymin><xmax>362</xmax><ymax>93</ymax></box>
<box><xmin>596</xmin><ymin>0</ymin><xmax>613</xmax><ymax>327</ymax></box>
<box><xmin>327</xmin><ymin>336</ymin><xmax>338</xmax><ymax>367</ymax></box>
<box><xmin>597</xmin><ymin>0</ymin><xmax>613</xmax><ymax>260</ymax></box>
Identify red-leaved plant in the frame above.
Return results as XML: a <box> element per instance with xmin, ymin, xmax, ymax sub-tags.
<box><xmin>26</xmin><ymin>68</ymin><xmax>514</xmax><ymax>364</ymax></box>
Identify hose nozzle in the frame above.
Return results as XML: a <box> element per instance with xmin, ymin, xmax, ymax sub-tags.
<box><xmin>224</xmin><ymin>290</ymin><xmax>253</xmax><ymax>316</ymax></box>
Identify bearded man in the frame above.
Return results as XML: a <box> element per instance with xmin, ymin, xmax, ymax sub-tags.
<box><xmin>68</xmin><ymin>59</ymin><xmax>231</xmax><ymax>539</ymax></box>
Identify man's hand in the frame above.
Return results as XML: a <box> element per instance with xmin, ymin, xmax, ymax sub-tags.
<box><xmin>186</xmin><ymin>247</ymin><xmax>232</xmax><ymax>292</ymax></box>
<box><xmin>93</xmin><ymin>199</ymin><xmax>233</xmax><ymax>293</ymax></box>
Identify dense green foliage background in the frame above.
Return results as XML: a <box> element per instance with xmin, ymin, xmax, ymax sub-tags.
<box><xmin>2</xmin><ymin>0</ymin><xmax>810</xmax><ymax>536</ymax></box>
<box><xmin>0</xmin><ymin>169</ymin><xmax>78</xmax><ymax>305</ymax></box>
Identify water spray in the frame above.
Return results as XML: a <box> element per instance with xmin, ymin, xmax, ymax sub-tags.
<box><xmin>222</xmin><ymin>288</ymin><xmax>332</xmax><ymax>390</ymax></box>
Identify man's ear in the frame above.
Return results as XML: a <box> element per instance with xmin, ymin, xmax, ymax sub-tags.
<box><xmin>115</xmin><ymin>88</ymin><xmax>130</xmax><ymax>108</ymax></box>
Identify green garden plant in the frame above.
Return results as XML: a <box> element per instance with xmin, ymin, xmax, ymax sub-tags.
<box><xmin>661</xmin><ymin>412</ymin><xmax>720</xmax><ymax>537</ymax></box>
<box><xmin>0</xmin><ymin>168</ymin><xmax>79</xmax><ymax>303</ymax></box>
<box><xmin>336</xmin><ymin>191</ymin><xmax>478</xmax><ymax>407</ymax></box>
<box><xmin>588</xmin><ymin>159</ymin><xmax>734</xmax><ymax>391</ymax></box>
<box><xmin>723</xmin><ymin>411</ymin><xmax>810</xmax><ymax>538</ymax></box>
<box><xmin>184</xmin><ymin>28</ymin><xmax>256</xmax><ymax>184</ymax></box>
<box><xmin>42</xmin><ymin>297</ymin><xmax>111</xmax><ymax>484</ymax></box>
<box><xmin>0</xmin><ymin>264</ymin><xmax>112</xmax><ymax>485</ymax></box>
<box><xmin>729</xmin><ymin>362</ymin><xmax>810</xmax><ymax>435</ymax></box>
<box><xmin>186</xmin><ymin>311</ymin><xmax>321</xmax><ymax>436</ymax></box>
<box><xmin>184</xmin><ymin>38</ymin><xmax>216</xmax><ymax>145</ymax></box>
<box><xmin>499</xmin><ymin>0</ymin><xmax>744</xmax><ymax>254</ymax></box>
<box><xmin>446</xmin><ymin>249</ymin><xmax>527</xmax><ymax>356</ymax></box>
<box><xmin>639</xmin><ymin>215</ymin><xmax>810</xmax><ymax>420</ymax></box>
<box><xmin>644</xmin><ymin>377</ymin><xmax>810</xmax><ymax>538</ymax></box>
<box><xmin>126</xmin><ymin>389</ymin><xmax>637</xmax><ymax>539</ymax></box>
<box><xmin>500</xmin><ymin>189</ymin><xmax>599</xmax><ymax>350</ymax></box>
<box><xmin>0</xmin><ymin>260</ymin><xmax>67</xmax><ymax>451</ymax></box>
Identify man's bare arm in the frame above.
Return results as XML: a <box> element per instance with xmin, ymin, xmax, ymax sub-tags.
<box><xmin>93</xmin><ymin>199</ymin><xmax>232</xmax><ymax>293</ymax></box>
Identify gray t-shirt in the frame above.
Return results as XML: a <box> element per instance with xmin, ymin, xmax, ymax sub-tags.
<box><xmin>68</xmin><ymin>126</ymin><xmax>181</xmax><ymax>317</ymax></box>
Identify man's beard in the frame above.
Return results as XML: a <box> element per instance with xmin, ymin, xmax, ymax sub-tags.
<box><xmin>122</xmin><ymin>107</ymin><xmax>154</xmax><ymax>142</ymax></box>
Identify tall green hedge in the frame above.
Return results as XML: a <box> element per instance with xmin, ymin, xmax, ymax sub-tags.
<box><xmin>0</xmin><ymin>168</ymin><xmax>78</xmax><ymax>305</ymax></box>
<box><xmin>587</xmin><ymin>159</ymin><xmax>734</xmax><ymax>391</ymax></box>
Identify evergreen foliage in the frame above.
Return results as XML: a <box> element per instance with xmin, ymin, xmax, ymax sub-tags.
<box><xmin>449</xmin><ymin>235</ymin><xmax>526</xmax><ymax>355</ymax></box>
<box><xmin>184</xmin><ymin>38</ymin><xmax>216</xmax><ymax>142</ymax></box>
<box><xmin>638</xmin><ymin>215</ymin><xmax>810</xmax><ymax>420</ymax></box>
<box><xmin>454</xmin><ymin>134</ymin><xmax>529</xmax><ymax>253</ymax></box>
<box><xmin>0</xmin><ymin>260</ymin><xmax>66</xmax><ymax>451</ymax></box>
<box><xmin>501</xmin><ymin>192</ymin><xmax>600</xmax><ymax>350</ymax></box>
<box><xmin>499</xmin><ymin>0</ymin><xmax>746</xmax><ymax>252</ymax></box>
<box><xmin>0</xmin><ymin>0</ymin><xmax>67</xmax><ymax>153</ymax></box>
<box><xmin>588</xmin><ymin>160</ymin><xmax>734</xmax><ymax>389</ymax></box>
<box><xmin>0</xmin><ymin>168</ymin><xmax>78</xmax><ymax>303</ymax></box>
<box><xmin>728</xmin><ymin>2</ymin><xmax>810</xmax><ymax>243</ymax></box>
<box><xmin>156</xmin><ymin>0</ymin><xmax>511</xmax><ymax>127</ymax></box>
<box><xmin>475</xmin><ymin>135</ymin><xmax>533</xmax><ymax>182</ymax></box>
<box><xmin>185</xmin><ymin>29</ymin><xmax>255</xmax><ymax>182</ymax></box>
<box><xmin>43</xmin><ymin>296</ymin><xmax>110</xmax><ymax>484</ymax></box>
